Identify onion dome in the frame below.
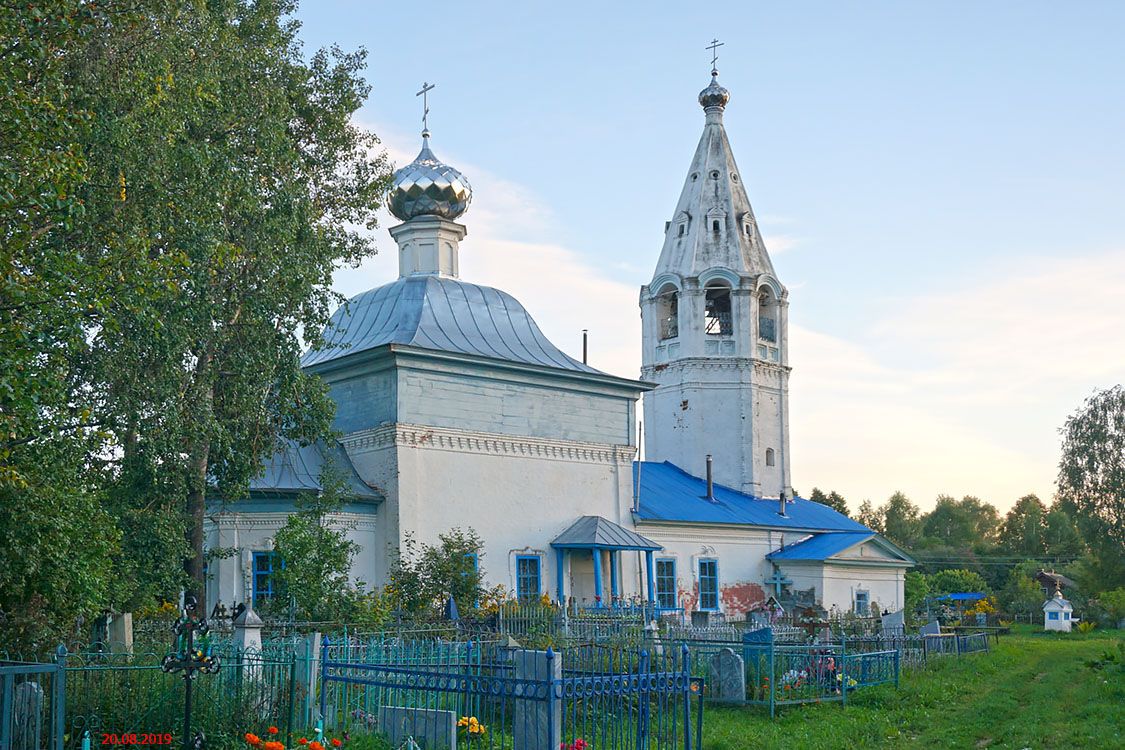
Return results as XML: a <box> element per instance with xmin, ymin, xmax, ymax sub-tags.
<box><xmin>387</xmin><ymin>134</ymin><xmax>473</xmax><ymax>221</ymax></box>
<box><xmin>698</xmin><ymin>71</ymin><xmax>730</xmax><ymax>111</ymax></box>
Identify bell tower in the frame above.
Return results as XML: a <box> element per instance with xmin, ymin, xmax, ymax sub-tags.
<box><xmin>640</xmin><ymin>61</ymin><xmax>791</xmax><ymax>499</ymax></box>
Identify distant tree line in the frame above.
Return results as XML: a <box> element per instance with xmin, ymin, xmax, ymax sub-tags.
<box><xmin>806</xmin><ymin>385</ymin><xmax>1125</xmax><ymax>623</ymax></box>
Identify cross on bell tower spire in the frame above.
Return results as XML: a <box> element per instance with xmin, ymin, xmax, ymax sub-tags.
<box><xmin>706</xmin><ymin>38</ymin><xmax>724</xmax><ymax>75</ymax></box>
<box><xmin>416</xmin><ymin>81</ymin><xmax>435</xmax><ymax>137</ymax></box>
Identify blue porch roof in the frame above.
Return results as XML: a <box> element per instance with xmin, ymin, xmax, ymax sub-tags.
<box><xmin>633</xmin><ymin>461</ymin><xmax>870</xmax><ymax>532</ymax></box>
<box><xmin>552</xmin><ymin>515</ymin><xmax>662</xmax><ymax>551</ymax></box>
<box><xmin>766</xmin><ymin>532</ymin><xmax>876</xmax><ymax>561</ymax></box>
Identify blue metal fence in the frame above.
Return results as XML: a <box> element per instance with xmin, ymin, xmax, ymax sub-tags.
<box><xmin>0</xmin><ymin>648</ymin><xmax>65</xmax><ymax>750</ymax></box>
<box><xmin>319</xmin><ymin>638</ymin><xmax>703</xmax><ymax>749</ymax></box>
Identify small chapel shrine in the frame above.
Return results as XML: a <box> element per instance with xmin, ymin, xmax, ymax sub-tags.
<box><xmin>204</xmin><ymin>59</ymin><xmax>913</xmax><ymax>619</ymax></box>
<box><xmin>1042</xmin><ymin>589</ymin><xmax>1075</xmax><ymax>632</ymax></box>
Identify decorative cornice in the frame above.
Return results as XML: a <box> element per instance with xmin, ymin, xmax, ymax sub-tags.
<box><xmin>342</xmin><ymin>422</ymin><xmax>637</xmax><ymax>465</ymax></box>
<box><xmin>205</xmin><ymin>512</ymin><xmax>378</xmax><ymax>532</ymax></box>
<box><xmin>642</xmin><ymin>357</ymin><xmax>792</xmax><ymax>378</ymax></box>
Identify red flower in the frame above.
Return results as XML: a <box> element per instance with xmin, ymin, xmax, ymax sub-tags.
<box><xmin>267</xmin><ymin>727</ymin><xmax>279</xmax><ymax>736</ymax></box>
<box><xmin>244</xmin><ymin>735</ymin><xmax>261</xmax><ymax>747</ymax></box>
<box><xmin>330</xmin><ymin>740</ymin><xmax>342</xmax><ymax>748</ymax></box>
<box><xmin>297</xmin><ymin>741</ymin><xmax>308</xmax><ymax>746</ymax></box>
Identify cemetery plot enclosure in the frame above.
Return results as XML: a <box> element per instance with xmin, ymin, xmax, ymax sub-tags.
<box><xmin>320</xmin><ymin>640</ymin><xmax>704</xmax><ymax>750</ymax></box>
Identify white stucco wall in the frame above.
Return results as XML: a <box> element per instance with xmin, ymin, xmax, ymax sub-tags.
<box><xmin>204</xmin><ymin>509</ymin><xmax>380</xmax><ymax>608</ymax></box>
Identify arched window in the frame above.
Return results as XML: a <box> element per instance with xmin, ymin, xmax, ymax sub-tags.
<box><xmin>678</xmin><ymin>223</ymin><xmax>685</xmax><ymax>237</ymax></box>
<box><xmin>712</xmin><ymin>219</ymin><xmax>720</xmax><ymax>232</ymax></box>
<box><xmin>766</xmin><ymin>448</ymin><xmax>775</xmax><ymax>467</ymax></box>
<box><xmin>704</xmin><ymin>283</ymin><xmax>733</xmax><ymax>336</ymax></box>
<box><xmin>758</xmin><ymin>290</ymin><xmax>777</xmax><ymax>343</ymax></box>
<box><xmin>657</xmin><ymin>285</ymin><xmax>679</xmax><ymax>340</ymax></box>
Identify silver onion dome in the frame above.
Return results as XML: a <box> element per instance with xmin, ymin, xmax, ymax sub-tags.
<box><xmin>698</xmin><ymin>71</ymin><xmax>730</xmax><ymax>111</ymax></box>
<box><xmin>387</xmin><ymin>134</ymin><xmax>473</xmax><ymax>221</ymax></box>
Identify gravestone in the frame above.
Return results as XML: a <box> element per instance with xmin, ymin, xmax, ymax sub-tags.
<box><xmin>881</xmin><ymin>609</ymin><xmax>905</xmax><ymax>636</ymax></box>
<box><xmin>12</xmin><ymin>681</ymin><xmax>44</xmax><ymax>750</ymax></box>
<box><xmin>691</xmin><ymin>610</ymin><xmax>711</xmax><ymax>628</ymax></box>
<box><xmin>108</xmin><ymin>612</ymin><xmax>134</xmax><ymax>655</ymax></box>
<box><xmin>233</xmin><ymin>606</ymin><xmax>264</xmax><ymax>680</ymax></box>
<box><xmin>378</xmin><ymin>706</ymin><xmax>455</xmax><ymax>750</ymax></box>
<box><xmin>512</xmin><ymin>649</ymin><xmax>561</xmax><ymax>750</ymax></box>
<box><xmin>920</xmin><ymin>620</ymin><xmax>941</xmax><ymax>636</ymax></box>
<box><xmin>709</xmin><ymin>648</ymin><xmax>746</xmax><ymax>704</ymax></box>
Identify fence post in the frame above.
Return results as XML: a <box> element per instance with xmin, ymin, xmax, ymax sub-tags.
<box><xmin>53</xmin><ymin>644</ymin><xmax>67</xmax><ymax>750</ymax></box>
<box><xmin>955</xmin><ymin>634</ymin><xmax>961</xmax><ymax>656</ymax></box>
<box><xmin>767</xmin><ymin>635</ymin><xmax>775</xmax><ymax>720</ymax></box>
<box><xmin>894</xmin><ymin>649</ymin><xmax>900</xmax><ymax>688</ymax></box>
<box><xmin>681</xmin><ymin>644</ymin><xmax>692</xmax><ymax>750</ymax></box>
<box><xmin>841</xmin><ymin>655</ymin><xmax>848</xmax><ymax>707</ymax></box>
<box><xmin>318</xmin><ymin>635</ymin><xmax>329</xmax><ymax>730</ymax></box>
<box><xmin>286</xmin><ymin>652</ymin><xmax>297</xmax><ymax>746</ymax></box>
<box><xmin>635</xmin><ymin>649</ymin><xmax>650</xmax><ymax>749</ymax></box>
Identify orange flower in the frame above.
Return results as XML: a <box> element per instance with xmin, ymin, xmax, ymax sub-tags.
<box><xmin>310</xmin><ymin>742</ymin><xmax>325</xmax><ymax>750</ymax></box>
<box><xmin>244</xmin><ymin>735</ymin><xmax>261</xmax><ymax>747</ymax></box>
<box><xmin>330</xmin><ymin>740</ymin><xmax>342</xmax><ymax>748</ymax></box>
<box><xmin>298</xmin><ymin>741</ymin><xmax>308</xmax><ymax>746</ymax></box>
<box><xmin>268</xmin><ymin>727</ymin><xmax>279</xmax><ymax>736</ymax></box>
<box><xmin>263</xmin><ymin>742</ymin><xmax>284</xmax><ymax>750</ymax></box>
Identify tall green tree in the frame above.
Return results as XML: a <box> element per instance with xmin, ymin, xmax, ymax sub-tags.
<box><xmin>1056</xmin><ymin>385</ymin><xmax>1125</xmax><ymax>588</ymax></box>
<box><xmin>882</xmin><ymin>491</ymin><xmax>923</xmax><ymax>549</ymax></box>
<box><xmin>921</xmin><ymin>495</ymin><xmax>999</xmax><ymax>548</ymax></box>
<box><xmin>0</xmin><ymin>1</ymin><xmax>124</xmax><ymax>651</ymax></box>
<box><xmin>857</xmin><ymin>499</ymin><xmax>883</xmax><ymax>533</ymax></box>
<box><xmin>809</xmin><ymin>487</ymin><xmax>850</xmax><ymax>516</ymax></box>
<box><xmin>927</xmin><ymin>569</ymin><xmax>990</xmax><ymax>596</ymax></box>
<box><xmin>998</xmin><ymin>494</ymin><xmax>1048</xmax><ymax>557</ymax></box>
<box><xmin>66</xmin><ymin>0</ymin><xmax>391</xmax><ymax>598</ymax></box>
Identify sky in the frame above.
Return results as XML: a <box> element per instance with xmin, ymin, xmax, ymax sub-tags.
<box><xmin>293</xmin><ymin>1</ymin><xmax>1125</xmax><ymax>514</ymax></box>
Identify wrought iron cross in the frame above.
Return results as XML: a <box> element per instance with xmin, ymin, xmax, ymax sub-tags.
<box><xmin>765</xmin><ymin>567</ymin><xmax>792</xmax><ymax>597</ymax></box>
<box><xmin>417</xmin><ymin>81</ymin><xmax>435</xmax><ymax>133</ymax></box>
<box><xmin>706</xmin><ymin>38</ymin><xmax>725</xmax><ymax>73</ymax></box>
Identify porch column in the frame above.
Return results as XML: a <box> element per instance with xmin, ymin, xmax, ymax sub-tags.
<box><xmin>556</xmin><ymin>548</ymin><xmax>565</xmax><ymax>605</ymax></box>
<box><xmin>609</xmin><ymin>550</ymin><xmax>620</xmax><ymax>604</ymax></box>
<box><xmin>645</xmin><ymin>550</ymin><xmax>656</xmax><ymax>607</ymax></box>
<box><xmin>592</xmin><ymin>548</ymin><xmax>604</xmax><ymax>607</ymax></box>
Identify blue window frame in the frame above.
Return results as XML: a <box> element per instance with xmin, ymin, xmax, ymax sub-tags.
<box><xmin>655</xmin><ymin>558</ymin><xmax>677</xmax><ymax>610</ymax></box>
<box><xmin>698</xmin><ymin>559</ymin><xmax>719</xmax><ymax>611</ymax></box>
<box><xmin>464</xmin><ymin>552</ymin><xmax>479</xmax><ymax>575</ymax></box>
<box><xmin>1048</xmin><ymin>611</ymin><xmax>1059</xmax><ymax>620</ymax></box>
<box><xmin>516</xmin><ymin>555</ymin><xmax>541</xmax><ymax>602</ymax></box>
<box><xmin>854</xmin><ymin>590</ymin><xmax>870</xmax><ymax>615</ymax></box>
<box><xmin>252</xmin><ymin>551</ymin><xmax>281</xmax><ymax>605</ymax></box>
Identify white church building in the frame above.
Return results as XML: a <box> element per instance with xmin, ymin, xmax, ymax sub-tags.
<box><xmin>204</xmin><ymin>65</ymin><xmax>913</xmax><ymax>619</ymax></box>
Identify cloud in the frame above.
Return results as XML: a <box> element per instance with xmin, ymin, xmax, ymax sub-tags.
<box><xmin>790</xmin><ymin>250</ymin><xmax>1125</xmax><ymax>511</ymax></box>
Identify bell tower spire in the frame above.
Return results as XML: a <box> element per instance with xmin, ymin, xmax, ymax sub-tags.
<box><xmin>640</xmin><ymin>55</ymin><xmax>791</xmax><ymax>499</ymax></box>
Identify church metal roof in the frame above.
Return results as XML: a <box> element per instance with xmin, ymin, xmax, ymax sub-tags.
<box><xmin>633</xmin><ymin>461</ymin><xmax>870</xmax><ymax>532</ymax></box>
<box><xmin>552</xmin><ymin>515</ymin><xmax>662</xmax><ymax>551</ymax></box>
<box><xmin>301</xmin><ymin>275</ymin><xmax>600</xmax><ymax>374</ymax></box>
<box><xmin>766</xmin><ymin>532</ymin><xmax>877</xmax><ymax>561</ymax></box>
<box><xmin>251</xmin><ymin>439</ymin><xmax>381</xmax><ymax>501</ymax></box>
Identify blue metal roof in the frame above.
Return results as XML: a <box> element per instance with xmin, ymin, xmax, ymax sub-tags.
<box><xmin>935</xmin><ymin>592</ymin><xmax>986</xmax><ymax>602</ymax></box>
<box><xmin>552</xmin><ymin>516</ymin><xmax>662</xmax><ymax>551</ymax></box>
<box><xmin>301</xmin><ymin>275</ymin><xmax>599</xmax><ymax>373</ymax></box>
<box><xmin>766</xmin><ymin>532</ymin><xmax>876</xmax><ymax>561</ymax></box>
<box><xmin>251</xmin><ymin>439</ymin><xmax>381</xmax><ymax>501</ymax></box>
<box><xmin>633</xmin><ymin>461</ymin><xmax>870</xmax><ymax>532</ymax></box>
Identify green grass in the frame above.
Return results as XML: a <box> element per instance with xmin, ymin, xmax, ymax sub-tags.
<box><xmin>703</xmin><ymin>625</ymin><xmax>1124</xmax><ymax>750</ymax></box>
